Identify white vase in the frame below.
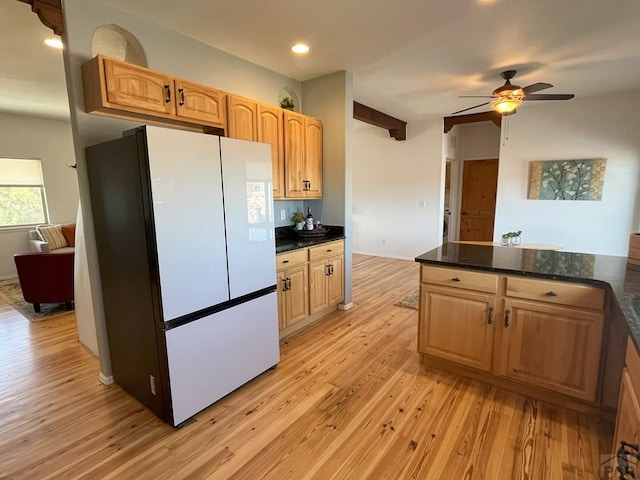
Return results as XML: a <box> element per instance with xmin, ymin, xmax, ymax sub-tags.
<box><xmin>296</xmin><ymin>222</ymin><xmax>304</xmax><ymax>230</ymax></box>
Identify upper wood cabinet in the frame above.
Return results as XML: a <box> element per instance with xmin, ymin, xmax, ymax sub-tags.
<box><xmin>227</xmin><ymin>94</ymin><xmax>258</xmax><ymax>141</ymax></box>
<box><xmin>257</xmin><ymin>104</ymin><xmax>285</xmax><ymax>199</ymax></box>
<box><xmin>103</xmin><ymin>59</ymin><xmax>175</xmax><ymax>115</ymax></box>
<box><xmin>82</xmin><ymin>55</ymin><xmax>225</xmax><ymax>130</ymax></box>
<box><xmin>174</xmin><ymin>79</ymin><xmax>225</xmax><ymax>127</ymax></box>
<box><xmin>284</xmin><ymin>111</ymin><xmax>323</xmax><ymax>199</ymax></box>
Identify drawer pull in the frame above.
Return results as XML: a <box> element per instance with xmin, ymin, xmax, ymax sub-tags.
<box><xmin>545</xmin><ymin>291</ymin><xmax>558</xmax><ymax>297</ymax></box>
<box><xmin>327</xmin><ymin>249</ymin><xmax>333</xmax><ymax>252</ymax></box>
<box><xmin>282</xmin><ymin>260</ymin><xmax>290</xmax><ymax>264</ymax></box>
<box><xmin>487</xmin><ymin>306</ymin><xmax>494</xmax><ymax>325</ymax></box>
<box><xmin>504</xmin><ymin>309</ymin><xmax>511</xmax><ymax>328</ymax></box>
<box><xmin>451</xmin><ymin>277</ymin><xmax>461</xmax><ymax>282</ymax></box>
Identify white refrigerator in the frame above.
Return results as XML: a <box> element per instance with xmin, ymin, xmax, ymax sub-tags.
<box><xmin>86</xmin><ymin>126</ymin><xmax>280</xmax><ymax>426</ymax></box>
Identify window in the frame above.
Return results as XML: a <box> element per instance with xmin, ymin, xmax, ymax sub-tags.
<box><xmin>0</xmin><ymin>158</ymin><xmax>48</xmax><ymax>228</ymax></box>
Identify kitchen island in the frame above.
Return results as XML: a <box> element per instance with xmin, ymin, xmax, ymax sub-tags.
<box><xmin>415</xmin><ymin>242</ymin><xmax>640</xmax><ymax>415</ymax></box>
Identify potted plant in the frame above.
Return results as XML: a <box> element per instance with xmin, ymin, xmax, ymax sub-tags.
<box><xmin>291</xmin><ymin>211</ymin><xmax>305</xmax><ymax>230</ymax></box>
<box><xmin>501</xmin><ymin>230</ymin><xmax>522</xmax><ymax>246</ymax></box>
<box><xmin>279</xmin><ymin>95</ymin><xmax>296</xmax><ymax>110</ymax></box>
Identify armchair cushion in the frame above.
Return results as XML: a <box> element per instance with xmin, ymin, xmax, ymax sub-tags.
<box><xmin>36</xmin><ymin>224</ymin><xmax>68</xmax><ymax>250</ymax></box>
<box><xmin>14</xmin><ymin>252</ymin><xmax>74</xmax><ymax>312</ymax></box>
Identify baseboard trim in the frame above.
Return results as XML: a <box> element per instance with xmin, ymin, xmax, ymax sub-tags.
<box><xmin>99</xmin><ymin>373</ymin><xmax>114</xmax><ymax>385</ymax></box>
<box><xmin>352</xmin><ymin>251</ymin><xmax>415</xmax><ymax>261</ymax></box>
<box><xmin>338</xmin><ymin>302</ymin><xmax>353</xmax><ymax>310</ymax></box>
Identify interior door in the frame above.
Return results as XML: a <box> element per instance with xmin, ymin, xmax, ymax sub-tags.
<box><xmin>459</xmin><ymin>159</ymin><xmax>499</xmax><ymax>241</ymax></box>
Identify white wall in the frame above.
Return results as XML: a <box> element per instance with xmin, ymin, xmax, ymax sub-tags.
<box><xmin>353</xmin><ymin>119</ymin><xmax>444</xmax><ymax>260</ymax></box>
<box><xmin>0</xmin><ymin>113</ymin><xmax>78</xmax><ymax>278</ymax></box>
<box><xmin>303</xmin><ymin>71</ymin><xmax>354</xmax><ymax>305</ymax></box>
<box><xmin>494</xmin><ymin>90</ymin><xmax>640</xmax><ymax>255</ymax></box>
<box><xmin>61</xmin><ymin>0</ymin><xmax>306</xmax><ymax>378</ymax></box>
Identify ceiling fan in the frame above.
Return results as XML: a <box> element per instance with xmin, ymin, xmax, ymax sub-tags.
<box><xmin>451</xmin><ymin>70</ymin><xmax>575</xmax><ymax>116</ymax></box>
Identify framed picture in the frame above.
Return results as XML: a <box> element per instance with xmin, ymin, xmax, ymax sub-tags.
<box><xmin>527</xmin><ymin>158</ymin><xmax>607</xmax><ymax>200</ymax></box>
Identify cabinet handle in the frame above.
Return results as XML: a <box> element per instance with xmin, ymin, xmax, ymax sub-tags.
<box><xmin>178</xmin><ymin>87</ymin><xmax>185</xmax><ymax>106</ymax></box>
<box><xmin>327</xmin><ymin>249</ymin><xmax>333</xmax><ymax>253</ymax></box>
<box><xmin>487</xmin><ymin>306</ymin><xmax>494</xmax><ymax>325</ymax></box>
<box><xmin>616</xmin><ymin>441</ymin><xmax>640</xmax><ymax>477</ymax></box>
<box><xmin>281</xmin><ymin>278</ymin><xmax>288</xmax><ymax>292</ymax></box>
<box><xmin>286</xmin><ymin>278</ymin><xmax>292</xmax><ymax>290</ymax></box>
<box><xmin>545</xmin><ymin>291</ymin><xmax>558</xmax><ymax>297</ymax></box>
<box><xmin>504</xmin><ymin>309</ymin><xmax>511</xmax><ymax>327</ymax></box>
<box><xmin>329</xmin><ymin>264</ymin><xmax>334</xmax><ymax>275</ymax></box>
<box><xmin>451</xmin><ymin>277</ymin><xmax>460</xmax><ymax>282</ymax></box>
<box><xmin>164</xmin><ymin>85</ymin><xmax>171</xmax><ymax>103</ymax></box>
<box><xmin>325</xmin><ymin>265</ymin><xmax>331</xmax><ymax>276</ymax></box>
<box><xmin>308</xmin><ymin>181</ymin><xmax>312</xmax><ymax>191</ymax></box>
<box><xmin>282</xmin><ymin>260</ymin><xmax>290</xmax><ymax>264</ymax></box>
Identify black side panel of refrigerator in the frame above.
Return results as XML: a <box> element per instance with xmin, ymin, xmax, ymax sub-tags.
<box><xmin>85</xmin><ymin>130</ymin><xmax>171</xmax><ymax>422</ymax></box>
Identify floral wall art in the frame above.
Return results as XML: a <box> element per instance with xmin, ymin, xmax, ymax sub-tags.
<box><xmin>527</xmin><ymin>158</ymin><xmax>607</xmax><ymax>200</ymax></box>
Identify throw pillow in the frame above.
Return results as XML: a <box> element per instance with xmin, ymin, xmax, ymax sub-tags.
<box><xmin>36</xmin><ymin>224</ymin><xmax>68</xmax><ymax>250</ymax></box>
<box><xmin>61</xmin><ymin>223</ymin><xmax>76</xmax><ymax>247</ymax></box>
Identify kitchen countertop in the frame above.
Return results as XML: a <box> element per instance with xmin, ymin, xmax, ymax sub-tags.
<box><xmin>275</xmin><ymin>225</ymin><xmax>345</xmax><ymax>254</ymax></box>
<box><xmin>415</xmin><ymin>242</ymin><xmax>640</xmax><ymax>350</ymax></box>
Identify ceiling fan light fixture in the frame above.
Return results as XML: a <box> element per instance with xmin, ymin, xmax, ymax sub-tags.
<box><xmin>491</xmin><ymin>96</ymin><xmax>522</xmax><ymax>114</ymax></box>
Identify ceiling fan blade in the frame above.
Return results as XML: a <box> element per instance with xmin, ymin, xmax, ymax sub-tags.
<box><xmin>523</xmin><ymin>93</ymin><xmax>575</xmax><ymax>101</ymax></box>
<box><xmin>522</xmin><ymin>82</ymin><xmax>553</xmax><ymax>94</ymax></box>
<box><xmin>459</xmin><ymin>95</ymin><xmax>494</xmax><ymax>98</ymax></box>
<box><xmin>451</xmin><ymin>101</ymin><xmax>491</xmax><ymax>115</ymax></box>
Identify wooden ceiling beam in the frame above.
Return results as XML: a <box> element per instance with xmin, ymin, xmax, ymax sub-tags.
<box><xmin>443</xmin><ymin>111</ymin><xmax>502</xmax><ymax>133</ymax></box>
<box><xmin>17</xmin><ymin>0</ymin><xmax>64</xmax><ymax>35</ymax></box>
<box><xmin>353</xmin><ymin>101</ymin><xmax>407</xmax><ymax>141</ymax></box>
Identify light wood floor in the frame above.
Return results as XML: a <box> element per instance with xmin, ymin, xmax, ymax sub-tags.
<box><xmin>0</xmin><ymin>254</ymin><xmax>613</xmax><ymax>479</ymax></box>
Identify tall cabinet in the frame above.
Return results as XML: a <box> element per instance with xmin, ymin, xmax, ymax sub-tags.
<box><xmin>284</xmin><ymin>110</ymin><xmax>323</xmax><ymax>198</ymax></box>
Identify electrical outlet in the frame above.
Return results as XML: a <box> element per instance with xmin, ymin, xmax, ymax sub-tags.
<box><xmin>280</xmin><ymin>209</ymin><xmax>286</xmax><ymax>220</ymax></box>
<box><xmin>419</xmin><ymin>200</ymin><xmax>426</xmax><ymax>208</ymax></box>
<box><xmin>382</xmin><ymin>239</ymin><xmax>386</xmax><ymax>246</ymax></box>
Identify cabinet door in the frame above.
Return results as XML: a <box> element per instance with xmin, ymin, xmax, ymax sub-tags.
<box><xmin>258</xmin><ymin>104</ymin><xmax>284</xmax><ymax>199</ymax></box>
<box><xmin>419</xmin><ymin>285</ymin><xmax>495</xmax><ymax>372</ymax></box>
<box><xmin>497</xmin><ymin>298</ymin><xmax>604</xmax><ymax>401</ymax></box>
<box><xmin>276</xmin><ymin>270</ymin><xmax>287</xmax><ymax>330</ymax></box>
<box><xmin>174</xmin><ymin>79</ymin><xmax>225</xmax><ymax>127</ymax></box>
<box><xmin>611</xmin><ymin>369</ymin><xmax>640</xmax><ymax>478</ymax></box>
<box><xmin>284</xmin><ymin>110</ymin><xmax>305</xmax><ymax>197</ymax></box>
<box><xmin>286</xmin><ymin>264</ymin><xmax>309</xmax><ymax>326</ymax></box>
<box><xmin>309</xmin><ymin>259</ymin><xmax>328</xmax><ymax>314</ymax></box>
<box><xmin>303</xmin><ymin>117</ymin><xmax>323</xmax><ymax>198</ymax></box>
<box><xmin>227</xmin><ymin>95</ymin><xmax>257</xmax><ymax>141</ymax></box>
<box><xmin>327</xmin><ymin>254</ymin><xmax>344</xmax><ymax>306</ymax></box>
<box><xmin>104</xmin><ymin>58</ymin><xmax>175</xmax><ymax>115</ymax></box>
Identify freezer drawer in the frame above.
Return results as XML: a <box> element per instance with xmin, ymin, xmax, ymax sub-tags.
<box><xmin>164</xmin><ymin>292</ymin><xmax>279</xmax><ymax>426</ymax></box>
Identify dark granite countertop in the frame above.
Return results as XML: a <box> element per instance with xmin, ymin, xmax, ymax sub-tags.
<box><xmin>275</xmin><ymin>225</ymin><xmax>345</xmax><ymax>254</ymax></box>
<box><xmin>415</xmin><ymin>243</ymin><xmax>640</xmax><ymax>350</ymax></box>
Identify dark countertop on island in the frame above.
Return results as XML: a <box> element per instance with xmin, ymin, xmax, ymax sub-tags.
<box><xmin>275</xmin><ymin>225</ymin><xmax>345</xmax><ymax>254</ymax></box>
<box><xmin>415</xmin><ymin>242</ymin><xmax>640</xmax><ymax>350</ymax></box>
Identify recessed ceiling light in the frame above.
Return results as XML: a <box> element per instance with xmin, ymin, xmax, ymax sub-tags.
<box><xmin>44</xmin><ymin>38</ymin><xmax>63</xmax><ymax>49</ymax></box>
<box><xmin>291</xmin><ymin>43</ymin><xmax>310</xmax><ymax>54</ymax></box>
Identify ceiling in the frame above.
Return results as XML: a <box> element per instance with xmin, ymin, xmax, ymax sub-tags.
<box><xmin>3</xmin><ymin>0</ymin><xmax>640</xmax><ymax>123</ymax></box>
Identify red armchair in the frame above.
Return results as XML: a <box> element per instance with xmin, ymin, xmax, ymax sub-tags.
<box><xmin>14</xmin><ymin>252</ymin><xmax>75</xmax><ymax>313</ymax></box>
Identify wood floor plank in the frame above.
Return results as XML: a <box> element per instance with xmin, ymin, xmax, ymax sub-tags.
<box><xmin>0</xmin><ymin>254</ymin><xmax>613</xmax><ymax>479</ymax></box>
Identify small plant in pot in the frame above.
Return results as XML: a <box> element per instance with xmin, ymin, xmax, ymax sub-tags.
<box><xmin>291</xmin><ymin>211</ymin><xmax>305</xmax><ymax>230</ymax></box>
<box><xmin>279</xmin><ymin>95</ymin><xmax>296</xmax><ymax>110</ymax></box>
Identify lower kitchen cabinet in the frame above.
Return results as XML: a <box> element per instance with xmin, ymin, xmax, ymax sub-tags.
<box><xmin>276</xmin><ymin>240</ymin><xmax>344</xmax><ymax>335</ymax></box>
<box><xmin>496</xmin><ymin>298</ymin><xmax>604</xmax><ymax>401</ymax></box>
<box><xmin>309</xmin><ymin>254</ymin><xmax>344</xmax><ymax>315</ymax></box>
<box><xmin>276</xmin><ymin>265</ymin><xmax>308</xmax><ymax>329</ymax></box>
<box><xmin>418</xmin><ymin>264</ymin><xmax>606</xmax><ymax>403</ymax></box>
<box><xmin>419</xmin><ymin>285</ymin><xmax>495</xmax><ymax>372</ymax></box>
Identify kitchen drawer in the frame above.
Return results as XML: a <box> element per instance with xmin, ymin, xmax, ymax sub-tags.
<box><xmin>506</xmin><ymin>276</ymin><xmax>604</xmax><ymax>311</ymax></box>
<box><xmin>276</xmin><ymin>249</ymin><xmax>308</xmax><ymax>270</ymax></box>
<box><xmin>420</xmin><ymin>265</ymin><xmax>498</xmax><ymax>294</ymax></box>
<box><xmin>308</xmin><ymin>240</ymin><xmax>344</xmax><ymax>262</ymax></box>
